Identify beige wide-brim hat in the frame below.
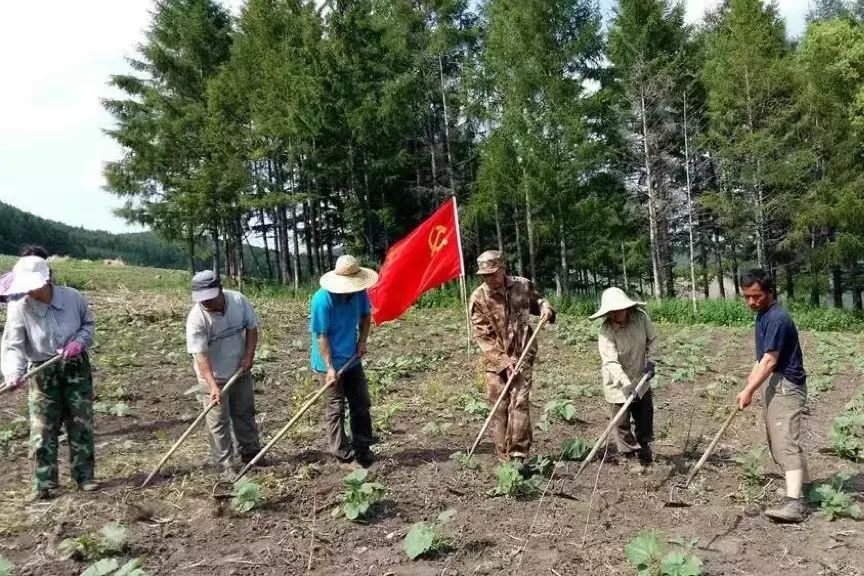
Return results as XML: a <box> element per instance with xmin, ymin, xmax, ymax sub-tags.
<box><xmin>320</xmin><ymin>255</ymin><xmax>379</xmax><ymax>294</ymax></box>
<box><xmin>6</xmin><ymin>256</ymin><xmax>51</xmax><ymax>296</ymax></box>
<box><xmin>589</xmin><ymin>287</ymin><xmax>645</xmax><ymax>320</ymax></box>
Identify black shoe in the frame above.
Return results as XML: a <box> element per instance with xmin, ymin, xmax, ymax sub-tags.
<box><xmin>334</xmin><ymin>449</ymin><xmax>355</xmax><ymax>464</ymax></box>
<box><xmin>241</xmin><ymin>453</ymin><xmax>272</xmax><ymax>467</ymax></box>
<box><xmin>355</xmin><ymin>449</ymin><xmax>376</xmax><ymax>468</ymax></box>
<box><xmin>638</xmin><ymin>447</ymin><xmax>653</xmax><ymax>465</ymax></box>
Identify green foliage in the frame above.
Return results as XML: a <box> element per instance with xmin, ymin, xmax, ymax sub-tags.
<box><xmin>450</xmin><ymin>451</ymin><xmax>480</xmax><ymax>471</ymax></box>
<box><xmin>0</xmin><ymin>556</ymin><xmax>12</xmax><ymax>576</ymax></box>
<box><xmin>59</xmin><ymin>523</ymin><xmax>129</xmax><ymax>562</ymax></box>
<box><xmin>334</xmin><ymin>469</ymin><xmax>386</xmax><ymax>522</ymax></box>
<box><xmin>736</xmin><ymin>447</ymin><xmax>767</xmax><ymax>487</ymax></box>
<box><xmin>560</xmin><ymin>438</ymin><xmax>591</xmax><ymax>462</ymax></box>
<box><xmin>831</xmin><ymin>405</ymin><xmax>864</xmax><ymax>461</ymax></box>
<box><xmin>373</xmin><ymin>403</ymin><xmax>400</xmax><ymax>435</ymax></box>
<box><xmin>808</xmin><ymin>472</ymin><xmax>862</xmax><ymax>521</ymax></box>
<box><xmin>537</xmin><ymin>398</ymin><xmax>578</xmax><ymax>431</ymax></box>
<box><xmin>459</xmin><ymin>394</ymin><xmax>489</xmax><ymax>419</ymax></box>
<box><xmin>231</xmin><ymin>481</ymin><xmax>265</xmax><ymax>514</ymax></box>
<box><xmin>0</xmin><ymin>416</ymin><xmax>28</xmax><ymax>454</ymax></box>
<box><xmin>625</xmin><ymin>531</ymin><xmax>702</xmax><ymax>576</ymax></box>
<box><xmin>488</xmin><ymin>462</ymin><xmax>544</xmax><ymax>498</ymax></box>
<box><xmin>403</xmin><ymin>509</ymin><xmax>456</xmax><ymax>560</ymax></box>
<box><xmin>93</xmin><ymin>401</ymin><xmax>133</xmax><ymax>417</ymax></box>
<box><xmin>80</xmin><ymin>557</ymin><xmax>150</xmax><ymax>576</ymax></box>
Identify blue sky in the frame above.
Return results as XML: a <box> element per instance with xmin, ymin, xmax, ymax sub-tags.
<box><xmin>0</xmin><ymin>0</ymin><xmax>807</xmax><ymax>234</ymax></box>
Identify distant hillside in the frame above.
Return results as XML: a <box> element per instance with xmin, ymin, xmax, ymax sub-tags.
<box><xmin>0</xmin><ymin>201</ymin><xmax>188</xmax><ymax>269</ymax></box>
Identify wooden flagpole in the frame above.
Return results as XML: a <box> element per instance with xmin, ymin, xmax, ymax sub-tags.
<box><xmin>451</xmin><ymin>195</ymin><xmax>473</xmax><ymax>350</ymax></box>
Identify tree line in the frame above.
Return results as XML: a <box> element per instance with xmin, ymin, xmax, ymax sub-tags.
<box><xmin>104</xmin><ymin>0</ymin><xmax>864</xmax><ymax>308</ymax></box>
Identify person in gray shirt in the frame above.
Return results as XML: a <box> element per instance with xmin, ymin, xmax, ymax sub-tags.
<box><xmin>185</xmin><ymin>270</ymin><xmax>264</xmax><ymax>478</ymax></box>
<box><xmin>1</xmin><ymin>255</ymin><xmax>98</xmax><ymax>500</ymax></box>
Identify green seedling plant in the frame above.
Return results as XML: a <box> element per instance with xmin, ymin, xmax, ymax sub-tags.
<box><xmin>82</xmin><ymin>558</ymin><xmax>150</xmax><ymax>576</ymax></box>
<box><xmin>831</xmin><ymin>412</ymin><xmax>864</xmax><ymax>461</ymax></box>
<box><xmin>536</xmin><ymin>398</ymin><xmax>578</xmax><ymax>431</ymax></box>
<box><xmin>59</xmin><ymin>522</ymin><xmax>129</xmax><ymax>561</ymax></box>
<box><xmin>0</xmin><ymin>556</ymin><xmax>11</xmax><ymax>576</ymax></box>
<box><xmin>450</xmin><ymin>451</ymin><xmax>480</xmax><ymax>470</ymax></box>
<box><xmin>231</xmin><ymin>480</ymin><xmax>265</xmax><ymax>513</ymax></box>
<box><xmin>524</xmin><ymin>455</ymin><xmax>554</xmax><ymax>477</ymax></box>
<box><xmin>93</xmin><ymin>401</ymin><xmax>133</xmax><ymax>417</ymax></box>
<box><xmin>625</xmin><ymin>530</ymin><xmax>702</xmax><ymax>576</ymax></box>
<box><xmin>373</xmin><ymin>403</ymin><xmax>400</xmax><ymax>435</ymax></box>
<box><xmin>488</xmin><ymin>462</ymin><xmax>543</xmax><ymax>498</ymax></box>
<box><xmin>560</xmin><ymin>438</ymin><xmax>591</xmax><ymax>462</ymax></box>
<box><xmin>459</xmin><ymin>394</ymin><xmax>489</xmax><ymax>418</ymax></box>
<box><xmin>421</xmin><ymin>421</ymin><xmax>451</xmax><ymax>436</ymax></box>
<box><xmin>403</xmin><ymin>509</ymin><xmax>456</xmax><ymax>560</ymax></box>
<box><xmin>0</xmin><ymin>416</ymin><xmax>28</xmax><ymax>454</ymax></box>
<box><xmin>808</xmin><ymin>471</ymin><xmax>862</xmax><ymax>521</ymax></box>
<box><xmin>333</xmin><ymin>469</ymin><xmax>386</xmax><ymax>521</ymax></box>
<box><xmin>734</xmin><ymin>446</ymin><xmax>767</xmax><ymax>504</ymax></box>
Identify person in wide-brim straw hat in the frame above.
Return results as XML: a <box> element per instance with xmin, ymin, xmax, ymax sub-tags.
<box><xmin>592</xmin><ymin>287</ymin><xmax>659</xmax><ymax>470</ymax></box>
<box><xmin>309</xmin><ymin>255</ymin><xmax>380</xmax><ymax>467</ymax></box>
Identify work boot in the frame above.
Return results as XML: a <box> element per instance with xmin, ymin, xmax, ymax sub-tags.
<box><xmin>28</xmin><ymin>489</ymin><xmax>53</xmax><ymax>502</ymax></box>
<box><xmin>355</xmin><ymin>448</ymin><xmax>376</xmax><ymax>468</ymax></box>
<box><xmin>241</xmin><ymin>453</ymin><xmax>272</xmax><ymax>468</ymax></box>
<box><xmin>78</xmin><ymin>481</ymin><xmax>100</xmax><ymax>492</ymax></box>
<box><xmin>765</xmin><ymin>497</ymin><xmax>806</xmax><ymax>523</ymax></box>
<box><xmin>638</xmin><ymin>446</ymin><xmax>653</xmax><ymax>466</ymax></box>
<box><xmin>334</xmin><ymin>449</ymin><xmax>355</xmax><ymax>464</ymax></box>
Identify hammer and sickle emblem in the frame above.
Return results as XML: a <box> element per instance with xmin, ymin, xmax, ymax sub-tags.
<box><xmin>428</xmin><ymin>225</ymin><xmax>449</xmax><ymax>257</ymax></box>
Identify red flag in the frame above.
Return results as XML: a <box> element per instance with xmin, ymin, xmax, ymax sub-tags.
<box><xmin>369</xmin><ymin>198</ymin><xmax>464</xmax><ymax>324</ymax></box>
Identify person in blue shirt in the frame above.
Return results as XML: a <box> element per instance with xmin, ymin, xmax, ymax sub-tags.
<box><xmin>736</xmin><ymin>269</ymin><xmax>809</xmax><ymax>523</ymax></box>
<box><xmin>310</xmin><ymin>255</ymin><xmax>379</xmax><ymax>467</ymax></box>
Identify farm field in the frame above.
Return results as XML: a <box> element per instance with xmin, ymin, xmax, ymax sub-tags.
<box><xmin>0</xmin><ymin>261</ymin><xmax>862</xmax><ymax>576</ymax></box>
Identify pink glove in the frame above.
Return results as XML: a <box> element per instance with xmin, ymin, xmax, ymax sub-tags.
<box><xmin>2</xmin><ymin>377</ymin><xmax>24</xmax><ymax>392</ymax></box>
<box><xmin>62</xmin><ymin>341</ymin><xmax>84</xmax><ymax>360</ymax></box>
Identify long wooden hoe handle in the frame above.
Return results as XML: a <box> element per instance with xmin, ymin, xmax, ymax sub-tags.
<box><xmin>683</xmin><ymin>406</ymin><xmax>740</xmax><ymax>488</ymax></box>
<box><xmin>141</xmin><ymin>369</ymin><xmax>245</xmax><ymax>488</ymax></box>
<box><xmin>0</xmin><ymin>355</ymin><xmax>63</xmax><ymax>394</ymax></box>
<box><xmin>467</xmin><ymin>317</ymin><xmax>547</xmax><ymax>459</ymax></box>
<box><xmin>576</xmin><ymin>373</ymin><xmax>652</xmax><ymax>478</ymax></box>
<box><xmin>232</xmin><ymin>354</ymin><xmax>359</xmax><ymax>484</ymax></box>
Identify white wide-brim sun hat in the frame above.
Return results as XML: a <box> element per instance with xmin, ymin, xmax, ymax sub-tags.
<box><xmin>589</xmin><ymin>287</ymin><xmax>645</xmax><ymax>320</ymax></box>
<box><xmin>6</xmin><ymin>256</ymin><xmax>50</xmax><ymax>296</ymax></box>
<box><xmin>320</xmin><ymin>255</ymin><xmax>379</xmax><ymax>294</ymax></box>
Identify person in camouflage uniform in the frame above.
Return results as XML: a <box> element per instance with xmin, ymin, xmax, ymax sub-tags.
<box><xmin>469</xmin><ymin>250</ymin><xmax>555</xmax><ymax>462</ymax></box>
<box><xmin>1</xmin><ymin>256</ymin><xmax>97</xmax><ymax>500</ymax></box>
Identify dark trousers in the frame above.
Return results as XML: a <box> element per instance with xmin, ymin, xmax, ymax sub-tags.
<box><xmin>610</xmin><ymin>390</ymin><xmax>654</xmax><ymax>454</ymax></box>
<box><xmin>320</xmin><ymin>364</ymin><xmax>373</xmax><ymax>457</ymax></box>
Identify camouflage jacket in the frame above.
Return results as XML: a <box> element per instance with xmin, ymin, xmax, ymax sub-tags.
<box><xmin>469</xmin><ymin>276</ymin><xmax>554</xmax><ymax>374</ymax></box>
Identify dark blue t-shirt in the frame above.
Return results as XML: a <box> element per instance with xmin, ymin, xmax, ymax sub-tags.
<box><xmin>755</xmin><ymin>302</ymin><xmax>806</xmax><ymax>386</ymax></box>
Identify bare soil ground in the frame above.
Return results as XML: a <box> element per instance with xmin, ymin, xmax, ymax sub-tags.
<box><xmin>1</xmin><ymin>283</ymin><xmax>862</xmax><ymax>576</ymax></box>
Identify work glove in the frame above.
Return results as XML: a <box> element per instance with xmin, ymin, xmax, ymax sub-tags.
<box><xmin>621</xmin><ymin>382</ymin><xmax>636</xmax><ymax>398</ymax></box>
<box><xmin>644</xmin><ymin>360</ymin><xmax>656</xmax><ymax>380</ymax></box>
<box><xmin>2</xmin><ymin>376</ymin><xmax>25</xmax><ymax>392</ymax></box>
<box><xmin>61</xmin><ymin>341</ymin><xmax>84</xmax><ymax>360</ymax></box>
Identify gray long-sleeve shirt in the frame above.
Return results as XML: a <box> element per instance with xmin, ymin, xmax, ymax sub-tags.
<box><xmin>1</xmin><ymin>285</ymin><xmax>95</xmax><ymax>381</ymax></box>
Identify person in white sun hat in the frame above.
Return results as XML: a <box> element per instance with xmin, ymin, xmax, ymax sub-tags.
<box><xmin>591</xmin><ymin>287</ymin><xmax>659</xmax><ymax>469</ymax></box>
<box><xmin>1</xmin><ymin>255</ymin><xmax>98</xmax><ymax>500</ymax></box>
<box><xmin>310</xmin><ymin>254</ymin><xmax>379</xmax><ymax>467</ymax></box>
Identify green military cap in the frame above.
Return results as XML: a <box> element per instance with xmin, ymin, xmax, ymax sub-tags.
<box><xmin>476</xmin><ymin>250</ymin><xmax>504</xmax><ymax>275</ymax></box>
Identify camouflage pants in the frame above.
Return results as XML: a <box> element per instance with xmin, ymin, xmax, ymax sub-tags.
<box><xmin>485</xmin><ymin>368</ymin><xmax>533</xmax><ymax>461</ymax></box>
<box><xmin>28</xmin><ymin>354</ymin><xmax>95</xmax><ymax>490</ymax></box>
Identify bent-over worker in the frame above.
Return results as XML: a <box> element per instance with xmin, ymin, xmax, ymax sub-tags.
<box><xmin>310</xmin><ymin>255</ymin><xmax>379</xmax><ymax>467</ymax></box>
<box><xmin>469</xmin><ymin>250</ymin><xmax>555</xmax><ymax>463</ymax></box>
<box><xmin>737</xmin><ymin>269</ymin><xmax>809</xmax><ymax>523</ymax></box>
<box><xmin>591</xmin><ymin>287</ymin><xmax>659</xmax><ymax>468</ymax></box>
<box><xmin>1</xmin><ymin>255</ymin><xmax>97</xmax><ymax>500</ymax></box>
<box><xmin>186</xmin><ymin>270</ymin><xmax>264</xmax><ymax>479</ymax></box>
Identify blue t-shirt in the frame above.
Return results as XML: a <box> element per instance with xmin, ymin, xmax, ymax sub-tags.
<box><xmin>755</xmin><ymin>302</ymin><xmax>806</xmax><ymax>386</ymax></box>
<box><xmin>309</xmin><ymin>288</ymin><xmax>371</xmax><ymax>372</ymax></box>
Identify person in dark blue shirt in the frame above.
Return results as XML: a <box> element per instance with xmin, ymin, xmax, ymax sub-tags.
<box><xmin>310</xmin><ymin>255</ymin><xmax>379</xmax><ymax>467</ymax></box>
<box><xmin>737</xmin><ymin>269</ymin><xmax>808</xmax><ymax>523</ymax></box>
